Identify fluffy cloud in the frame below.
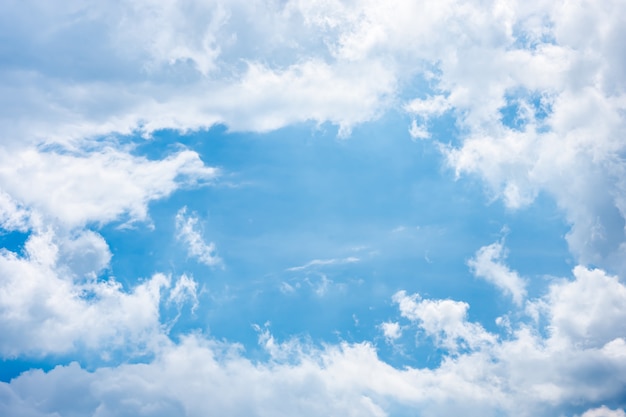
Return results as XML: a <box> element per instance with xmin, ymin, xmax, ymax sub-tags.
<box><xmin>0</xmin><ymin>230</ymin><xmax>196</xmax><ymax>357</ymax></box>
<box><xmin>580</xmin><ymin>407</ymin><xmax>626</xmax><ymax>417</ymax></box>
<box><xmin>436</xmin><ymin>0</ymin><xmax>626</xmax><ymax>273</ymax></box>
<box><xmin>1</xmin><ymin>0</ymin><xmax>625</xmax><ymax>416</ymax></box>
<box><xmin>380</xmin><ymin>321</ymin><xmax>402</xmax><ymax>342</ymax></box>
<box><xmin>3</xmin><ymin>0</ymin><xmax>625</xmax><ymax>276</ymax></box>
<box><xmin>0</xmin><ymin>0</ymin><xmax>398</xmax><ymax>143</ymax></box>
<box><xmin>0</xmin><ymin>145</ymin><xmax>217</xmax><ymax>229</ymax></box>
<box><xmin>2</xmin><ymin>263</ymin><xmax>626</xmax><ymax>417</ymax></box>
<box><xmin>392</xmin><ymin>290</ymin><xmax>496</xmax><ymax>352</ymax></box>
<box><xmin>0</xmin><ymin>191</ymin><xmax>33</xmax><ymax>232</ymax></box>
<box><xmin>468</xmin><ymin>241</ymin><xmax>527</xmax><ymax>305</ymax></box>
<box><xmin>539</xmin><ymin>266</ymin><xmax>626</xmax><ymax>349</ymax></box>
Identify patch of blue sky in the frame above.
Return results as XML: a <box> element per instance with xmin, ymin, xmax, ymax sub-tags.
<box><xmin>94</xmin><ymin>109</ymin><xmax>572</xmax><ymax>370</ymax></box>
<box><xmin>0</xmin><ymin>110</ymin><xmax>570</xmax><ymax>378</ymax></box>
<box><xmin>0</xmin><ymin>230</ymin><xmax>30</xmax><ymax>258</ymax></box>
<box><xmin>0</xmin><ymin>358</ymin><xmax>60</xmax><ymax>383</ymax></box>
<box><xmin>499</xmin><ymin>89</ymin><xmax>553</xmax><ymax>131</ymax></box>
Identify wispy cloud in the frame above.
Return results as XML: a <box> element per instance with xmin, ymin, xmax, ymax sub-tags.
<box><xmin>286</xmin><ymin>256</ymin><xmax>359</xmax><ymax>271</ymax></box>
<box><xmin>175</xmin><ymin>207</ymin><xmax>221</xmax><ymax>267</ymax></box>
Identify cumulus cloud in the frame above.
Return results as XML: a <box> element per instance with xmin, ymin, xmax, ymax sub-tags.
<box><xmin>539</xmin><ymin>266</ymin><xmax>626</xmax><ymax>349</ymax></box>
<box><xmin>431</xmin><ymin>0</ymin><xmax>626</xmax><ymax>273</ymax></box>
<box><xmin>0</xmin><ymin>191</ymin><xmax>33</xmax><ymax>232</ymax></box>
<box><xmin>0</xmin><ymin>0</ymin><xmax>625</xmax><ymax>416</ymax></box>
<box><xmin>0</xmin><ymin>230</ymin><xmax>195</xmax><ymax>357</ymax></box>
<box><xmin>468</xmin><ymin>241</ymin><xmax>527</xmax><ymax>305</ymax></box>
<box><xmin>0</xmin><ymin>0</ymin><xmax>398</xmax><ymax>144</ymax></box>
<box><xmin>393</xmin><ymin>290</ymin><xmax>496</xmax><ymax>352</ymax></box>
<box><xmin>2</xmin><ymin>0</ymin><xmax>625</xmax><ymax>277</ymax></box>
<box><xmin>380</xmin><ymin>321</ymin><xmax>402</xmax><ymax>342</ymax></box>
<box><xmin>0</xmin><ymin>145</ymin><xmax>217</xmax><ymax>229</ymax></box>
<box><xmin>2</xmin><ymin>267</ymin><xmax>626</xmax><ymax>417</ymax></box>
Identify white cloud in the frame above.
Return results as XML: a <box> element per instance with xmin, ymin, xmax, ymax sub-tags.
<box><xmin>580</xmin><ymin>406</ymin><xmax>626</xmax><ymax>417</ymax></box>
<box><xmin>0</xmin><ymin>1</ymin><xmax>625</xmax><ymax>416</ymax></box>
<box><xmin>279</xmin><ymin>281</ymin><xmax>297</xmax><ymax>295</ymax></box>
<box><xmin>540</xmin><ymin>266</ymin><xmax>626</xmax><ymax>349</ymax></box>
<box><xmin>405</xmin><ymin>95</ymin><xmax>451</xmax><ymax>118</ymax></box>
<box><xmin>408</xmin><ymin>120</ymin><xmax>431</xmax><ymax>140</ymax></box>
<box><xmin>175</xmin><ymin>207</ymin><xmax>221</xmax><ymax>267</ymax></box>
<box><xmin>0</xmin><ymin>191</ymin><xmax>34</xmax><ymax>232</ymax></box>
<box><xmin>380</xmin><ymin>321</ymin><xmax>402</xmax><ymax>342</ymax></box>
<box><xmin>392</xmin><ymin>290</ymin><xmax>496</xmax><ymax>352</ymax></box>
<box><xmin>0</xmin><ymin>263</ymin><xmax>624</xmax><ymax>416</ymax></box>
<box><xmin>1</xmin><ymin>283</ymin><xmax>625</xmax><ymax>417</ymax></box>
<box><xmin>287</xmin><ymin>256</ymin><xmax>360</xmax><ymax>271</ymax></box>
<box><xmin>56</xmin><ymin>229</ymin><xmax>112</xmax><ymax>280</ymax></box>
<box><xmin>468</xmin><ymin>241</ymin><xmax>527</xmax><ymax>306</ymax></box>
<box><xmin>0</xmin><ymin>0</ymin><xmax>398</xmax><ymax>144</ymax></box>
<box><xmin>312</xmin><ymin>274</ymin><xmax>332</xmax><ymax>297</ymax></box>
<box><xmin>432</xmin><ymin>0</ymin><xmax>626</xmax><ymax>273</ymax></box>
<box><xmin>2</xmin><ymin>0</ymin><xmax>623</xmax><ymax>278</ymax></box>
<box><xmin>168</xmin><ymin>273</ymin><xmax>199</xmax><ymax>313</ymax></box>
<box><xmin>0</xmin><ymin>230</ymin><xmax>195</xmax><ymax>357</ymax></box>
<box><xmin>0</xmin><ymin>145</ymin><xmax>217</xmax><ymax>229</ymax></box>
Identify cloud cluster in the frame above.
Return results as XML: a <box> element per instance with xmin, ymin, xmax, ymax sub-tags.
<box><xmin>435</xmin><ymin>1</ymin><xmax>626</xmax><ymax>273</ymax></box>
<box><xmin>0</xmin><ymin>146</ymin><xmax>216</xmax><ymax>229</ymax></box>
<box><xmin>1</xmin><ymin>0</ymin><xmax>625</xmax><ymax>416</ymax></box>
<box><xmin>0</xmin><ymin>229</ymin><xmax>200</xmax><ymax>357</ymax></box>
<box><xmin>1</xmin><ymin>263</ymin><xmax>625</xmax><ymax>416</ymax></box>
<box><xmin>4</xmin><ymin>0</ymin><xmax>624</xmax><ymax>272</ymax></box>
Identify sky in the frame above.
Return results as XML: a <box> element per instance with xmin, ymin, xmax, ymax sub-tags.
<box><xmin>1</xmin><ymin>0</ymin><xmax>626</xmax><ymax>416</ymax></box>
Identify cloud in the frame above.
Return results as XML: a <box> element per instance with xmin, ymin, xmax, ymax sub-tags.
<box><xmin>287</xmin><ymin>256</ymin><xmax>360</xmax><ymax>271</ymax></box>
<box><xmin>0</xmin><ymin>229</ymin><xmax>195</xmax><ymax>357</ymax></box>
<box><xmin>580</xmin><ymin>407</ymin><xmax>626</xmax><ymax>417</ymax></box>
<box><xmin>386</xmin><ymin>265</ymin><xmax>626</xmax><ymax>415</ymax></box>
<box><xmin>56</xmin><ymin>229</ymin><xmax>112</xmax><ymax>279</ymax></box>
<box><xmin>168</xmin><ymin>273</ymin><xmax>199</xmax><ymax>313</ymax></box>
<box><xmin>0</xmin><ymin>1</ymin><xmax>625</xmax><ymax>416</ymax></box>
<box><xmin>0</xmin><ymin>191</ymin><xmax>33</xmax><ymax>232</ymax></box>
<box><xmin>0</xmin><ymin>0</ymin><xmax>398</xmax><ymax>144</ymax></box>
<box><xmin>0</xmin><ymin>145</ymin><xmax>217</xmax><ymax>229</ymax></box>
<box><xmin>0</xmin><ymin>261</ymin><xmax>625</xmax><ymax>416</ymax></box>
<box><xmin>392</xmin><ymin>290</ymin><xmax>496</xmax><ymax>352</ymax></box>
<box><xmin>380</xmin><ymin>321</ymin><xmax>402</xmax><ymax>342</ymax></box>
<box><xmin>468</xmin><ymin>241</ymin><xmax>527</xmax><ymax>305</ymax></box>
<box><xmin>2</xmin><ymin>267</ymin><xmax>626</xmax><ymax>417</ymax></box>
<box><xmin>538</xmin><ymin>266</ymin><xmax>626</xmax><ymax>349</ymax></box>
<box><xmin>175</xmin><ymin>207</ymin><xmax>221</xmax><ymax>267</ymax></box>
<box><xmin>432</xmin><ymin>0</ymin><xmax>626</xmax><ymax>273</ymax></box>
<box><xmin>2</xmin><ymin>0</ymin><xmax>623</xmax><ymax>278</ymax></box>
<box><xmin>408</xmin><ymin>120</ymin><xmax>431</xmax><ymax>140</ymax></box>
<box><xmin>405</xmin><ymin>95</ymin><xmax>451</xmax><ymax>117</ymax></box>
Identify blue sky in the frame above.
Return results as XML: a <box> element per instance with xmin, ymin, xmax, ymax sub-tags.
<box><xmin>1</xmin><ymin>1</ymin><xmax>626</xmax><ymax>417</ymax></box>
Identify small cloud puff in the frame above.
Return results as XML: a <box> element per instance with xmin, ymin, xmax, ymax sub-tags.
<box><xmin>380</xmin><ymin>321</ymin><xmax>402</xmax><ymax>342</ymax></box>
